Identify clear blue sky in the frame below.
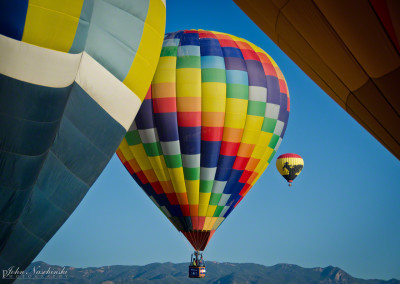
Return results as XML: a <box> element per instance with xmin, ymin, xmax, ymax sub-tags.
<box><xmin>36</xmin><ymin>0</ymin><xmax>400</xmax><ymax>280</ymax></box>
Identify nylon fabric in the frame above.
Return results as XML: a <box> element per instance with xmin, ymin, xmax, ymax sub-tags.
<box><xmin>0</xmin><ymin>0</ymin><xmax>166</xmax><ymax>276</ymax></box>
<box><xmin>117</xmin><ymin>30</ymin><xmax>290</xmax><ymax>251</ymax></box>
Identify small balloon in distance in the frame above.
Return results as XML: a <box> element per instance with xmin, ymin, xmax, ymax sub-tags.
<box><xmin>276</xmin><ymin>153</ymin><xmax>304</xmax><ymax>186</ymax></box>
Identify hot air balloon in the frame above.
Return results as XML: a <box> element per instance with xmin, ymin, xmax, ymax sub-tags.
<box><xmin>276</xmin><ymin>153</ymin><xmax>304</xmax><ymax>186</ymax></box>
<box><xmin>0</xmin><ymin>0</ymin><xmax>165</xmax><ymax>277</ymax></box>
<box><xmin>233</xmin><ymin>0</ymin><xmax>400</xmax><ymax>160</ymax></box>
<box><xmin>116</xmin><ymin>29</ymin><xmax>290</xmax><ymax>277</ymax></box>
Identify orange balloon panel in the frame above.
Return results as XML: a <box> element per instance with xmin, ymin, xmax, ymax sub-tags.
<box><xmin>234</xmin><ymin>0</ymin><xmax>400</xmax><ymax>160</ymax></box>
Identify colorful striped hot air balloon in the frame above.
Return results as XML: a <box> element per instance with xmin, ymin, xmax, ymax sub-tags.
<box><xmin>276</xmin><ymin>153</ymin><xmax>304</xmax><ymax>186</ymax></box>
<box><xmin>117</xmin><ymin>30</ymin><xmax>290</xmax><ymax>252</ymax></box>
<box><xmin>0</xmin><ymin>0</ymin><xmax>165</xmax><ymax>274</ymax></box>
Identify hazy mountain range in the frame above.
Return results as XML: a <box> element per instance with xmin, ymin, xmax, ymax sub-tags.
<box><xmin>12</xmin><ymin>261</ymin><xmax>399</xmax><ymax>284</ymax></box>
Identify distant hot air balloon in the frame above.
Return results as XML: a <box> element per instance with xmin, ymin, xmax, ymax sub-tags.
<box><xmin>0</xmin><ymin>0</ymin><xmax>166</xmax><ymax>276</ymax></box>
<box><xmin>116</xmin><ymin>30</ymin><xmax>290</xmax><ymax>266</ymax></box>
<box><xmin>276</xmin><ymin>153</ymin><xmax>304</xmax><ymax>186</ymax></box>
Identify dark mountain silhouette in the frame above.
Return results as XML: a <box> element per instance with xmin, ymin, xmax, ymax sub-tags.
<box><xmin>13</xmin><ymin>261</ymin><xmax>399</xmax><ymax>284</ymax></box>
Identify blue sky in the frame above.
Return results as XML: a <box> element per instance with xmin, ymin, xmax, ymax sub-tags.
<box><xmin>36</xmin><ymin>0</ymin><xmax>400</xmax><ymax>280</ymax></box>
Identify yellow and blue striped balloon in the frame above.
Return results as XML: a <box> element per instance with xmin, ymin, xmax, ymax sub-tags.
<box><xmin>0</xmin><ymin>0</ymin><xmax>165</xmax><ymax>273</ymax></box>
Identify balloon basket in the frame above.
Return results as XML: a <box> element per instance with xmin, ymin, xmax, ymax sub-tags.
<box><xmin>189</xmin><ymin>251</ymin><xmax>206</xmax><ymax>278</ymax></box>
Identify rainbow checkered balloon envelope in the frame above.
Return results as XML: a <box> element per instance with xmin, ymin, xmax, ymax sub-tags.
<box><xmin>117</xmin><ymin>30</ymin><xmax>290</xmax><ymax>251</ymax></box>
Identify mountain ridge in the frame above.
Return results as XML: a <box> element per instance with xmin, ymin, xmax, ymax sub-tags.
<box><xmin>11</xmin><ymin>261</ymin><xmax>399</xmax><ymax>284</ymax></box>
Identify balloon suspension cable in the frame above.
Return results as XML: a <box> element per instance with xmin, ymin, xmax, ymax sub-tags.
<box><xmin>187</xmin><ymin>230</ymin><xmax>194</xmax><ymax>250</ymax></box>
<box><xmin>193</xmin><ymin>250</ymin><xmax>202</xmax><ymax>259</ymax></box>
<box><xmin>189</xmin><ymin>230</ymin><xmax>199</xmax><ymax>252</ymax></box>
<box><xmin>190</xmin><ymin>230</ymin><xmax>198</xmax><ymax>251</ymax></box>
<box><xmin>199</xmin><ymin>231</ymin><xmax>209</xmax><ymax>251</ymax></box>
